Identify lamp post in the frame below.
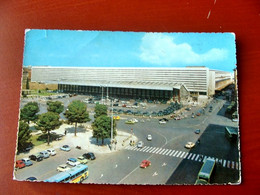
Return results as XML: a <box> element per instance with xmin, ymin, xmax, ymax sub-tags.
<box><xmin>110</xmin><ymin>98</ymin><xmax>113</xmax><ymax>151</ymax></box>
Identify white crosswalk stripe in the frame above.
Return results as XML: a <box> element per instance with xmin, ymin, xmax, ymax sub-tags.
<box><xmin>147</xmin><ymin>147</ymin><xmax>155</xmax><ymax>153</ymax></box>
<box><xmin>183</xmin><ymin>152</ymin><xmax>189</xmax><ymax>159</ymax></box>
<box><xmin>180</xmin><ymin>152</ymin><xmax>186</xmax><ymax>158</ymax></box>
<box><xmin>165</xmin><ymin>150</ymin><xmax>172</xmax><ymax>156</ymax></box>
<box><xmin>172</xmin><ymin>151</ymin><xmax>179</xmax><ymax>157</ymax></box>
<box><xmin>156</xmin><ymin>148</ymin><xmax>163</xmax><ymax>154</ymax></box>
<box><xmin>187</xmin><ymin>153</ymin><xmax>192</xmax><ymax>159</ymax></box>
<box><xmin>176</xmin><ymin>151</ymin><xmax>182</xmax><ymax>158</ymax></box>
<box><xmin>162</xmin><ymin>149</ymin><xmax>169</xmax><ymax>155</ymax></box>
<box><xmin>159</xmin><ymin>149</ymin><xmax>166</xmax><ymax>155</ymax></box>
<box><xmin>124</xmin><ymin>146</ymin><xmax>238</xmax><ymax>170</ymax></box>
<box><xmin>195</xmin><ymin>154</ymin><xmax>200</xmax><ymax>161</ymax></box>
<box><xmin>191</xmin><ymin>154</ymin><xmax>196</xmax><ymax>160</ymax></box>
<box><xmin>139</xmin><ymin>146</ymin><xmax>148</xmax><ymax>152</ymax></box>
<box><xmin>152</xmin><ymin>148</ymin><xmax>160</xmax><ymax>154</ymax></box>
<box><xmin>169</xmin><ymin>150</ymin><xmax>176</xmax><ymax>156</ymax></box>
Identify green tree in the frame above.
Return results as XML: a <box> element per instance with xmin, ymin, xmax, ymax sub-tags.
<box><xmin>65</xmin><ymin>100</ymin><xmax>90</xmax><ymax>136</ymax></box>
<box><xmin>36</xmin><ymin>112</ymin><xmax>61</xmax><ymax>145</ymax></box>
<box><xmin>17</xmin><ymin>121</ymin><xmax>32</xmax><ymax>152</ymax></box>
<box><xmin>92</xmin><ymin>115</ymin><xmax>117</xmax><ymax>145</ymax></box>
<box><xmin>20</xmin><ymin>102</ymin><xmax>40</xmax><ymax>124</ymax></box>
<box><xmin>94</xmin><ymin>104</ymin><xmax>107</xmax><ymax>118</ymax></box>
<box><xmin>47</xmin><ymin>101</ymin><xmax>64</xmax><ymax>114</ymax></box>
<box><xmin>26</xmin><ymin>77</ymin><xmax>30</xmax><ymax>89</ymax></box>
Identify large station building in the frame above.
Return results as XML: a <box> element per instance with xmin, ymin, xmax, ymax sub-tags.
<box><xmin>30</xmin><ymin>66</ymin><xmax>233</xmax><ymax>102</ymax></box>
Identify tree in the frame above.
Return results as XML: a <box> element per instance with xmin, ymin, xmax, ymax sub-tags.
<box><xmin>47</xmin><ymin>101</ymin><xmax>64</xmax><ymax>114</ymax></box>
<box><xmin>36</xmin><ymin>112</ymin><xmax>61</xmax><ymax>145</ymax></box>
<box><xmin>17</xmin><ymin>121</ymin><xmax>32</xmax><ymax>152</ymax></box>
<box><xmin>20</xmin><ymin>102</ymin><xmax>40</xmax><ymax>124</ymax></box>
<box><xmin>65</xmin><ymin>100</ymin><xmax>90</xmax><ymax>136</ymax></box>
<box><xmin>92</xmin><ymin>115</ymin><xmax>117</xmax><ymax>145</ymax></box>
<box><xmin>94</xmin><ymin>104</ymin><xmax>107</xmax><ymax>118</ymax></box>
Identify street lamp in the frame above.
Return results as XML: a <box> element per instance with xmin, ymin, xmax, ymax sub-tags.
<box><xmin>110</xmin><ymin>98</ymin><xmax>114</xmax><ymax>151</ymax></box>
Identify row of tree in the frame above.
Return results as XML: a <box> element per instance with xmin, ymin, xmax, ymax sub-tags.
<box><xmin>17</xmin><ymin>100</ymin><xmax>116</xmax><ymax>152</ymax></box>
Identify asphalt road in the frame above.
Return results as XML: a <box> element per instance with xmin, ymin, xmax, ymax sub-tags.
<box><xmin>16</xmin><ymin>95</ymin><xmax>240</xmax><ymax>184</ymax></box>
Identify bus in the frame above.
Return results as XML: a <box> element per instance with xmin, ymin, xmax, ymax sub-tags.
<box><xmin>45</xmin><ymin>164</ymin><xmax>88</xmax><ymax>183</ymax></box>
<box><xmin>225</xmin><ymin>126</ymin><xmax>238</xmax><ymax>141</ymax></box>
<box><xmin>195</xmin><ymin>158</ymin><xmax>216</xmax><ymax>184</ymax></box>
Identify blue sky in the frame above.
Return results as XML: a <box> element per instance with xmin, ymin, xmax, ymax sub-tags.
<box><xmin>23</xmin><ymin>30</ymin><xmax>236</xmax><ymax>72</ymax></box>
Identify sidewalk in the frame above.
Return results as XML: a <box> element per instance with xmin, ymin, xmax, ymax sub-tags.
<box><xmin>15</xmin><ymin>124</ymin><xmax>137</xmax><ymax>160</ymax></box>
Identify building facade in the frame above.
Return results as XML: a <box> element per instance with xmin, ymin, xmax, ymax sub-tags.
<box><xmin>30</xmin><ymin>66</ymin><xmax>226</xmax><ymax>101</ymax></box>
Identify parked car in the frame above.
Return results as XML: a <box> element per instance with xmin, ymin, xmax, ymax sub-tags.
<box><xmin>131</xmin><ymin>118</ymin><xmax>138</xmax><ymax>123</ymax></box>
<box><xmin>147</xmin><ymin>134</ymin><xmax>152</xmax><ymax>141</ymax></box>
<box><xmin>140</xmin><ymin>160</ymin><xmax>151</xmax><ymax>168</ymax></box>
<box><xmin>66</xmin><ymin>158</ymin><xmax>80</xmax><ymax>167</ymax></box>
<box><xmin>159</xmin><ymin>120</ymin><xmax>166</xmax><ymax>124</ymax></box>
<box><xmin>40</xmin><ymin>150</ymin><xmax>50</xmax><ymax>159</ymax></box>
<box><xmin>60</xmin><ymin>145</ymin><xmax>71</xmax><ymax>152</ymax></box>
<box><xmin>77</xmin><ymin>156</ymin><xmax>88</xmax><ymax>164</ymax></box>
<box><xmin>185</xmin><ymin>142</ymin><xmax>195</xmax><ymax>149</ymax></box>
<box><xmin>194</xmin><ymin>129</ymin><xmax>201</xmax><ymax>134</ymax></box>
<box><xmin>125</xmin><ymin>120</ymin><xmax>135</xmax><ymax>124</ymax></box>
<box><xmin>57</xmin><ymin>164</ymin><xmax>71</xmax><ymax>172</ymax></box>
<box><xmin>29</xmin><ymin>154</ymin><xmax>43</xmax><ymax>162</ymax></box>
<box><xmin>46</xmin><ymin>148</ymin><xmax>56</xmax><ymax>156</ymax></box>
<box><xmin>22</xmin><ymin>158</ymin><xmax>33</xmax><ymax>166</ymax></box>
<box><xmin>26</xmin><ymin>177</ymin><xmax>37</xmax><ymax>182</ymax></box>
<box><xmin>15</xmin><ymin>160</ymin><xmax>26</xmax><ymax>169</ymax></box>
<box><xmin>137</xmin><ymin>141</ymin><xmax>144</xmax><ymax>148</ymax></box>
<box><xmin>83</xmin><ymin>152</ymin><xmax>96</xmax><ymax>160</ymax></box>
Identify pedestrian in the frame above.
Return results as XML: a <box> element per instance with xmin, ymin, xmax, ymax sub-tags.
<box><xmin>64</xmin><ymin>130</ymin><xmax>67</xmax><ymax>135</ymax></box>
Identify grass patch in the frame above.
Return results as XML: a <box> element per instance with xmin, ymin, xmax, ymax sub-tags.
<box><xmin>31</xmin><ymin>134</ymin><xmax>45</xmax><ymax>146</ymax></box>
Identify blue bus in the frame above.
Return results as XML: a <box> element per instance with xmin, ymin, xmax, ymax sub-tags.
<box><xmin>45</xmin><ymin>164</ymin><xmax>88</xmax><ymax>183</ymax></box>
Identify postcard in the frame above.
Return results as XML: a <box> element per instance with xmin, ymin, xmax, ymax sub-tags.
<box><xmin>14</xmin><ymin>30</ymin><xmax>240</xmax><ymax>185</ymax></box>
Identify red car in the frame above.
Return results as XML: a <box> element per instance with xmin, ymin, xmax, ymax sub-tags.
<box><xmin>15</xmin><ymin>160</ymin><xmax>26</xmax><ymax>169</ymax></box>
<box><xmin>140</xmin><ymin>160</ymin><xmax>151</xmax><ymax>168</ymax></box>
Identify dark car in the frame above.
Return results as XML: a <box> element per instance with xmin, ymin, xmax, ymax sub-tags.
<box><xmin>29</xmin><ymin>154</ymin><xmax>43</xmax><ymax>162</ymax></box>
<box><xmin>194</xmin><ymin>129</ymin><xmax>201</xmax><ymax>134</ymax></box>
<box><xmin>26</xmin><ymin>177</ymin><xmax>37</xmax><ymax>182</ymax></box>
<box><xmin>83</xmin><ymin>152</ymin><xmax>96</xmax><ymax>160</ymax></box>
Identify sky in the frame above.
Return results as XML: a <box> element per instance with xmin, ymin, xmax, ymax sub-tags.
<box><xmin>23</xmin><ymin>30</ymin><xmax>237</xmax><ymax>72</ymax></box>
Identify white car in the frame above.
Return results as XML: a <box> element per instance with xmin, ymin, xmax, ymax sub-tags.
<box><xmin>185</xmin><ymin>142</ymin><xmax>195</xmax><ymax>149</ymax></box>
<box><xmin>132</xmin><ymin>118</ymin><xmax>138</xmax><ymax>123</ymax></box>
<box><xmin>57</xmin><ymin>164</ymin><xmax>70</xmax><ymax>172</ymax></box>
<box><xmin>46</xmin><ymin>148</ymin><xmax>56</xmax><ymax>156</ymax></box>
<box><xmin>66</xmin><ymin>158</ymin><xmax>80</xmax><ymax>167</ymax></box>
<box><xmin>159</xmin><ymin>120</ymin><xmax>166</xmax><ymax>124</ymax></box>
<box><xmin>147</xmin><ymin>134</ymin><xmax>152</xmax><ymax>141</ymax></box>
<box><xmin>40</xmin><ymin>150</ymin><xmax>50</xmax><ymax>158</ymax></box>
<box><xmin>137</xmin><ymin>141</ymin><xmax>144</xmax><ymax>148</ymax></box>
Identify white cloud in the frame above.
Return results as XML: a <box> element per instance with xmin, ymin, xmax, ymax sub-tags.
<box><xmin>139</xmin><ymin>33</ymin><xmax>228</xmax><ymax>65</ymax></box>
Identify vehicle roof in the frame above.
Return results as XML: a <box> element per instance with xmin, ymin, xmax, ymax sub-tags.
<box><xmin>68</xmin><ymin>158</ymin><xmax>77</xmax><ymax>161</ymax></box>
<box><xmin>67</xmin><ymin>164</ymin><xmax>88</xmax><ymax>175</ymax></box>
<box><xmin>45</xmin><ymin>172</ymin><xmax>71</xmax><ymax>182</ymax></box>
<box><xmin>22</xmin><ymin>158</ymin><xmax>30</xmax><ymax>161</ymax></box>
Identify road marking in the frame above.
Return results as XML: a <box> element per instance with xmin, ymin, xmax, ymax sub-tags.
<box><xmin>162</xmin><ymin>162</ymin><xmax>167</xmax><ymax>167</ymax></box>
<box><xmin>100</xmin><ymin>174</ymin><xmax>103</xmax><ymax>178</ymax></box>
<box><xmin>156</xmin><ymin>148</ymin><xmax>163</xmax><ymax>154</ymax></box>
<box><xmin>125</xmin><ymin>145</ymin><xmax>132</xmax><ymax>150</ymax></box>
<box><xmin>198</xmin><ymin>155</ymin><xmax>203</xmax><ymax>162</ymax></box>
<box><xmin>176</xmin><ymin>151</ymin><xmax>182</xmax><ymax>158</ymax></box>
<box><xmin>132</xmin><ymin>146</ymin><xmax>138</xmax><ymax>151</ymax></box>
<box><xmin>172</xmin><ymin>151</ymin><xmax>179</xmax><ymax>157</ymax></box>
<box><xmin>232</xmin><ymin>161</ymin><xmax>235</xmax><ymax>169</ymax></box>
<box><xmin>223</xmin><ymin>160</ymin><xmax>226</xmax><ymax>167</ymax></box>
<box><xmin>187</xmin><ymin>153</ymin><xmax>192</xmax><ymax>159</ymax></box>
<box><xmin>159</xmin><ymin>149</ymin><xmax>166</xmax><ymax>155</ymax></box>
<box><xmin>227</xmin><ymin>161</ymin><xmax>230</xmax><ymax>168</ymax></box>
<box><xmin>165</xmin><ymin>150</ymin><xmax>172</xmax><ymax>156</ymax></box>
<box><xmin>147</xmin><ymin>147</ymin><xmax>155</xmax><ymax>153</ymax></box>
<box><xmin>148</xmin><ymin>147</ymin><xmax>157</xmax><ymax>153</ymax></box>
<box><xmin>162</xmin><ymin>149</ymin><xmax>169</xmax><ymax>155</ymax></box>
<box><xmin>195</xmin><ymin>154</ymin><xmax>200</xmax><ymax>161</ymax></box>
<box><xmin>139</xmin><ymin>146</ymin><xmax>148</xmax><ymax>152</ymax></box>
<box><xmin>180</xmin><ymin>152</ymin><xmax>186</xmax><ymax>158</ymax></box>
<box><xmin>169</xmin><ymin>150</ymin><xmax>176</xmax><ymax>156</ymax></box>
<box><xmin>236</xmin><ymin>162</ymin><xmax>238</xmax><ymax>170</ymax></box>
<box><xmin>142</xmin><ymin>147</ymin><xmax>151</xmax><ymax>152</ymax></box>
<box><xmin>152</xmin><ymin>148</ymin><xmax>160</xmax><ymax>153</ymax></box>
<box><xmin>152</xmin><ymin>172</ymin><xmax>158</xmax><ymax>176</ymax></box>
<box><xmin>203</xmin><ymin>156</ymin><xmax>208</xmax><ymax>162</ymax></box>
<box><xmin>115</xmin><ymin>164</ymin><xmax>118</xmax><ymax>168</ymax></box>
<box><xmin>191</xmin><ymin>154</ymin><xmax>196</xmax><ymax>161</ymax></box>
<box><xmin>183</xmin><ymin>152</ymin><xmax>189</xmax><ymax>159</ymax></box>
